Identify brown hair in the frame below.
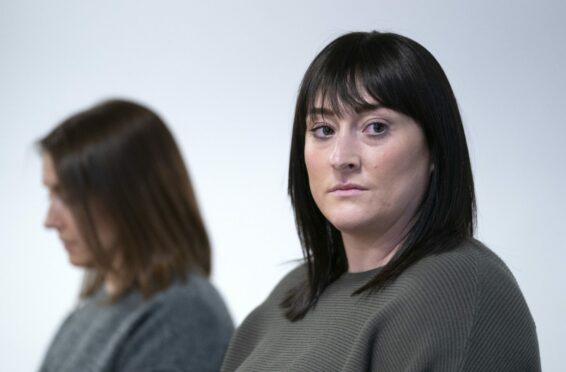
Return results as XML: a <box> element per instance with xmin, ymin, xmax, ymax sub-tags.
<box><xmin>39</xmin><ymin>99</ymin><xmax>211</xmax><ymax>301</ymax></box>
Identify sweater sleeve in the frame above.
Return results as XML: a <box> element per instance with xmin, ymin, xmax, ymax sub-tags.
<box><xmin>115</xmin><ymin>284</ymin><xmax>234</xmax><ymax>372</ymax></box>
<box><xmin>368</xmin><ymin>247</ymin><xmax>540</xmax><ymax>372</ymax></box>
<box><xmin>460</xmin><ymin>254</ymin><xmax>540</xmax><ymax>371</ymax></box>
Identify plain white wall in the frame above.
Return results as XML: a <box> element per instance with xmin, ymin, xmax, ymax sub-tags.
<box><xmin>1</xmin><ymin>0</ymin><xmax>564</xmax><ymax>370</ymax></box>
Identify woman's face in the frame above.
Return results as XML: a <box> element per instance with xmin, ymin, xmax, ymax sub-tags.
<box><xmin>42</xmin><ymin>154</ymin><xmax>115</xmax><ymax>268</ymax></box>
<box><xmin>42</xmin><ymin>154</ymin><xmax>93</xmax><ymax>267</ymax></box>
<box><xmin>304</xmin><ymin>97</ymin><xmax>431</xmax><ymax>239</ymax></box>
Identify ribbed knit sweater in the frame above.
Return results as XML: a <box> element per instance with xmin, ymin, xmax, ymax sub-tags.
<box><xmin>40</xmin><ymin>273</ymin><xmax>234</xmax><ymax>372</ymax></box>
<box><xmin>222</xmin><ymin>239</ymin><xmax>540</xmax><ymax>371</ymax></box>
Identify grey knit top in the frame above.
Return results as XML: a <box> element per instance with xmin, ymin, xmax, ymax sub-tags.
<box><xmin>39</xmin><ymin>273</ymin><xmax>234</xmax><ymax>372</ymax></box>
<box><xmin>222</xmin><ymin>239</ymin><xmax>540</xmax><ymax>371</ymax></box>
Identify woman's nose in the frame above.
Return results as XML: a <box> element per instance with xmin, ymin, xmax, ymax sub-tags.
<box><xmin>329</xmin><ymin>133</ymin><xmax>360</xmax><ymax>171</ymax></box>
<box><xmin>44</xmin><ymin>200</ymin><xmax>61</xmax><ymax>229</ymax></box>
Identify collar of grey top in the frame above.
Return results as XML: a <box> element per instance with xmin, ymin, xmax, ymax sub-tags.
<box><xmin>337</xmin><ymin>266</ymin><xmax>383</xmax><ymax>285</ymax></box>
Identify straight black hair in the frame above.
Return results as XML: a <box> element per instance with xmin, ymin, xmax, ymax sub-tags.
<box><xmin>283</xmin><ymin>31</ymin><xmax>476</xmax><ymax>321</ymax></box>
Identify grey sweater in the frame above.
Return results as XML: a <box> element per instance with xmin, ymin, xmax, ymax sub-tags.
<box><xmin>40</xmin><ymin>273</ymin><xmax>234</xmax><ymax>372</ymax></box>
<box><xmin>222</xmin><ymin>239</ymin><xmax>540</xmax><ymax>371</ymax></box>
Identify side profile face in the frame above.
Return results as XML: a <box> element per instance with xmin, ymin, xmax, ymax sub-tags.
<box><xmin>304</xmin><ymin>96</ymin><xmax>431</xmax><ymax>239</ymax></box>
<box><xmin>42</xmin><ymin>154</ymin><xmax>94</xmax><ymax>267</ymax></box>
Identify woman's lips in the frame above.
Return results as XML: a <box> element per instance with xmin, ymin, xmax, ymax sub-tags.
<box><xmin>328</xmin><ymin>183</ymin><xmax>367</xmax><ymax>196</ymax></box>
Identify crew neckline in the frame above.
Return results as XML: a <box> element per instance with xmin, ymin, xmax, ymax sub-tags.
<box><xmin>339</xmin><ymin>266</ymin><xmax>382</xmax><ymax>284</ymax></box>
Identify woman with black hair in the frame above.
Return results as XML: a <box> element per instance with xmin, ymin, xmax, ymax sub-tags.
<box><xmin>222</xmin><ymin>32</ymin><xmax>540</xmax><ymax>371</ymax></box>
<box><xmin>39</xmin><ymin>99</ymin><xmax>234</xmax><ymax>372</ymax></box>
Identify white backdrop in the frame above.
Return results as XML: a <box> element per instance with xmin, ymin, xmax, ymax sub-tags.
<box><xmin>1</xmin><ymin>0</ymin><xmax>564</xmax><ymax>371</ymax></box>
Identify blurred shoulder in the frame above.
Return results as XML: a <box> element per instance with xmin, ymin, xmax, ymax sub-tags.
<box><xmin>149</xmin><ymin>273</ymin><xmax>234</xmax><ymax>329</ymax></box>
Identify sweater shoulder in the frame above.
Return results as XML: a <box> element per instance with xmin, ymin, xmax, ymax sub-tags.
<box><xmin>398</xmin><ymin>238</ymin><xmax>539</xmax><ymax>370</ymax></box>
<box><xmin>115</xmin><ymin>274</ymin><xmax>234</xmax><ymax>371</ymax></box>
<box><xmin>267</xmin><ymin>262</ymin><xmax>308</xmax><ymax>301</ymax></box>
<box><xmin>221</xmin><ymin>263</ymin><xmax>306</xmax><ymax>371</ymax></box>
<box><xmin>156</xmin><ymin>274</ymin><xmax>230</xmax><ymax>313</ymax></box>
<box><xmin>371</xmin><ymin>238</ymin><xmax>525</xmax><ymax>340</ymax></box>
<box><xmin>236</xmin><ymin>262</ymin><xmax>307</xmax><ymax>324</ymax></box>
<box><xmin>139</xmin><ymin>273</ymin><xmax>234</xmax><ymax>335</ymax></box>
<box><xmin>397</xmin><ymin>238</ymin><xmax>518</xmax><ymax>295</ymax></box>
<box><xmin>365</xmin><ymin>239</ymin><xmax>539</xmax><ymax>371</ymax></box>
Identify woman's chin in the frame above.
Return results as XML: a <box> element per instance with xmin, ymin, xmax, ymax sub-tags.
<box><xmin>328</xmin><ymin>218</ymin><xmax>376</xmax><ymax>236</ymax></box>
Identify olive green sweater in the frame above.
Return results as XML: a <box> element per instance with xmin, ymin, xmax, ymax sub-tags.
<box><xmin>222</xmin><ymin>239</ymin><xmax>540</xmax><ymax>371</ymax></box>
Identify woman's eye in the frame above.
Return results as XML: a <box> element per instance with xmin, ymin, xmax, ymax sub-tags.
<box><xmin>366</xmin><ymin>122</ymin><xmax>388</xmax><ymax>135</ymax></box>
<box><xmin>311</xmin><ymin>125</ymin><xmax>334</xmax><ymax>138</ymax></box>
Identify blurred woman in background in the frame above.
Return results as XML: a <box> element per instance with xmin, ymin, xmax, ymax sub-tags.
<box><xmin>39</xmin><ymin>99</ymin><xmax>233</xmax><ymax>372</ymax></box>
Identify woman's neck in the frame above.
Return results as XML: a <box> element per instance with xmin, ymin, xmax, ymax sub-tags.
<box><xmin>341</xmin><ymin>232</ymin><xmax>403</xmax><ymax>272</ymax></box>
<box><xmin>103</xmin><ymin>273</ymin><xmax>120</xmax><ymax>296</ymax></box>
<box><xmin>339</xmin><ymin>198</ymin><xmax>421</xmax><ymax>272</ymax></box>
